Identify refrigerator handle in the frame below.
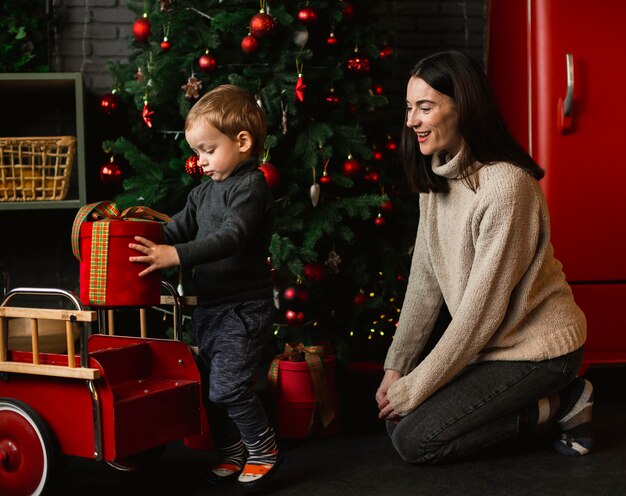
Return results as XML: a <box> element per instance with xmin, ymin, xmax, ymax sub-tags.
<box><xmin>558</xmin><ymin>53</ymin><xmax>574</xmax><ymax>134</ymax></box>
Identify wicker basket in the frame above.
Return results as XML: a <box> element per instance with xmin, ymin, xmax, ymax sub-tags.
<box><xmin>0</xmin><ymin>136</ymin><xmax>76</xmax><ymax>202</ymax></box>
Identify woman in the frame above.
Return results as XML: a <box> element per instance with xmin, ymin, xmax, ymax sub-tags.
<box><xmin>376</xmin><ymin>51</ymin><xmax>593</xmax><ymax>464</ymax></box>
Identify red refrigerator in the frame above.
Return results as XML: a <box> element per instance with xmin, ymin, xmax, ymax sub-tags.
<box><xmin>486</xmin><ymin>0</ymin><xmax>626</xmax><ymax>371</ymax></box>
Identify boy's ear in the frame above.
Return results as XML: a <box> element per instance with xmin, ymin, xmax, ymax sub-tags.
<box><xmin>237</xmin><ymin>131</ymin><xmax>253</xmax><ymax>154</ymax></box>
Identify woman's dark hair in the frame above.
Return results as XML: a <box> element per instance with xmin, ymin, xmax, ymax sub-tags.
<box><xmin>400</xmin><ymin>50</ymin><xmax>544</xmax><ymax>193</ymax></box>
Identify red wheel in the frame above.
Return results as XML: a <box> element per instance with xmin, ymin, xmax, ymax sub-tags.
<box><xmin>0</xmin><ymin>398</ymin><xmax>54</xmax><ymax>496</ymax></box>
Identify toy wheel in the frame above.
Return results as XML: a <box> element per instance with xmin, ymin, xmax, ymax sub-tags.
<box><xmin>106</xmin><ymin>444</ymin><xmax>166</xmax><ymax>472</ymax></box>
<box><xmin>0</xmin><ymin>398</ymin><xmax>54</xmax><ymax>496</ymax></box>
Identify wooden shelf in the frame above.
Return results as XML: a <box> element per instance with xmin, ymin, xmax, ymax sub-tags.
<box><xmin>0</xmin><ymin>73</ymin><xmax>87</xmax><ymax>210</ymax></box>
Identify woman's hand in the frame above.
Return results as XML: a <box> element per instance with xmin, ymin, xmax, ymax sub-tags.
<box><xmin>128</xmin><ymin>236</ymin><xmax>180</xmax><ymax>277</ymax></box>
<box><xmin>376</xmin><ymin>369</ymin><xmax>402</xmax><ymax>421</ymax></box>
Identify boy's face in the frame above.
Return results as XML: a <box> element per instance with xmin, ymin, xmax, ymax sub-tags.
<box><xmin>185</xmin><ymin>122</ymin><xmax>252</xmax><ymax>182</ymax></box>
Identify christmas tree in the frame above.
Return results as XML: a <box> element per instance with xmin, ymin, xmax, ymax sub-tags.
<box><xmin>101</xmin><ymin>0</ymin><xmax>418</xmax><ymax>360</ymax></box>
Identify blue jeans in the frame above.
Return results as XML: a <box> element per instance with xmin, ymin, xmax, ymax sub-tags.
<box><xmin>388</xmin><ymin>347</ymin><xmax>584</xmax><ymax>464</ymax></box>
<box><xmin>193</xmin><ymin>299</ymin><xmax>275</xmax><ymax>447</ymax></box>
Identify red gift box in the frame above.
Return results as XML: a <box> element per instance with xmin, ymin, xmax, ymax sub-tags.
<box><xmin>71</xmin><ymin>201</ymin><xmax>171</xmax><ymax>307</ymax></box>
<box><xmin>267</xmin><ymin>343</ymin><xmax>338</xmax><ymax>439</ymax></box>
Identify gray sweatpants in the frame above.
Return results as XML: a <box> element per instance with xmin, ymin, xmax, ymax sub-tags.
<box><xmin>192</xmin><ymin>299</ymin><xmax>275</xmax><ymax>447</ymax></box>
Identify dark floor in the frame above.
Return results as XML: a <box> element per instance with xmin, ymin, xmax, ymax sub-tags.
<box><xmin>51</xmin><ymin>366</ymin><xmax>626</xmax><ymax>496</ymax></box>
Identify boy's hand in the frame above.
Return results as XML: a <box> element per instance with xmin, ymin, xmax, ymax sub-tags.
<box><xmin>129</xmin><ymin>236</ymin><xmax>180</xmax><ymax>277</ymax></box>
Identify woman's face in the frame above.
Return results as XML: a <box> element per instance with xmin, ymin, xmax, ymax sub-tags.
<box><xmin>405</xmin><ymin>76</ymin><xmax>464</xmax><ymax>157</ymax></box>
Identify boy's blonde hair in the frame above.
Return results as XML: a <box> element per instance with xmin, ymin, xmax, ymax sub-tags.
<box><xmin>185</xmin><ymin>84</ymin><xmax>267</xmax><ymax>156</ymax></box>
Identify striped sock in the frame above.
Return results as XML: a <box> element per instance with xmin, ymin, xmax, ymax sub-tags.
<box><xmin>207</xmin><ymin>438</ymin><xmax>246</xmax><ymax>484</ymax></box>
<box><xmin>238</xmin><ymin>427</ymin><xmax>281</xmax><ymax>491</ymax></box>
<box><xmin>553</xmin><ymin>377</ymin><xmax>594</xmax><ymax>456</ymax></box>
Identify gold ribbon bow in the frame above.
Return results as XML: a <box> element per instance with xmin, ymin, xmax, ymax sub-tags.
<box><xmin>70</xmin><ymin>201</ymin><xmax>171</xmax><ymax>306</ymax></box>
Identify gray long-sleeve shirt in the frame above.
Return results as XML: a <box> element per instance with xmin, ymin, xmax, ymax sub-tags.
<box><xmin>164</xmin><ymin>157</ymin><xmax>274</xmax><ymax>305</ymax></box>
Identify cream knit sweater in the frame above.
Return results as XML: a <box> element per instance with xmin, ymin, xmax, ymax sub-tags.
<box><xmin>384</xmin><ymin>152</ymin><xmax>586</xmax><ymax>416</ymax></box>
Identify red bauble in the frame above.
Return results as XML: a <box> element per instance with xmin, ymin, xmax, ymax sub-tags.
<box><xmin>198</xmin><ymin>52</ymin><xmax>217</xmax><ymax>72</ymax></box>
<box><xmin>132</xmin><ymin>17</ymin><xmax>151</xmax><ymax>43</ymax></box>
<box><xmin>285</xmin><ymin>309</ymin><xmax>306</xmax><ymax>327</ymax></box>
<box><xmin>373</xmin><ymin>149</ymin><xmax>383</xmax><ymax>161</ymax></box>
<box><xmin>364</xmin><ymin>170</ymin><xmax>380</xmax><ymax>183</ymax></box>
<box><xmin>379</xmin><ymin>199</ymin><xmax>394</xmax><ymax>213</ymax></box>
<box><xmin>241</xmin><ymin>34</ymin><xmax>259</xmax><ymax>54</ymax></box>
<box><xmin>342</xmin><ymin>1</ymin><xmax>355</xmax><ymax>18</ymax></box>
<box><xmin>303</xmin><ymin>262</ymin><xmax>327</xmax><ymax>283</ymax></box>
<box><xmin>353</xmin><ymin>292</ymin><xmax>369</xmax><ymax>306</ymax></box>
<box><xmin>346</xmin><ymin>53</ymin><xmax>371</xmax><ymax>75</ymax></box>
<box><xmin>98</xmin><ymin>93</ymin><xmax>118</xmax><ymax>115</ymax></box>
<box><xmin>320</xmin><ymin>173</ymin><xmax>332</xmax><ymax>185</ymax></box>
<box><xmin>250</xmin><ymin>12</ymin><xmax>276</xmax><ymax>38</ymax></box>
<box><xmin>283</xmin><ymin>285</ymin><xmax>311</xmax><ymax>306</ymax></box>
<box><xmin>373</xmin><ymin>84</ymin><xmax>384</xmax><ymax>95</ymax></box>
<box><xmin>298</xmin><ymin>7</ymin><xmax>318</xmax><ymax>24</ymax></box>
<box><xmin>379</xmin><ymin>45</ymin><xmax>394</xmax><ymax>58</ymax></box>
<box><xmin>259</xmin><ymin>162</ymin><xmax>280</xmax><ymax>188</ymax></box>
<box><xmin>342</xmin><ymin>158</ymin><xmax>362</xmax><ymax>178</ymax></box>
<box><xmin>160</xmin><ymin>38</ymin><xmax>171</xmax><ymax>51</ymax></box>
<box><xmin>100</xmin><ymin>161</ymin><xmax>122</xmax><ymax>185</ymax></box>
<box><xmin>327</xmin><ymin>32</ymin><xmax>338</xmax><ymax>46</ymax></box>
<box><xmin>385</xmin><ymin>138</ymin><xmax>398</xmax><ymax>152</ymax></box>
<box><xmin>326</xmin><ymin>89</ymin><xmax>340</xmax><ymax>106</ymax></box>
<box><xmin>374</xmin><ymin>213</ymin><xmax>386</xmax><ymax>227</ymax></box>
<box><xmin>185</xmin><ymin>155</ymin><xmax>203</xmax><ymax>178</ymax></box>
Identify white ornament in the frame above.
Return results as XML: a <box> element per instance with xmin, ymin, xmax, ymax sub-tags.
<box><xmin>293</xmin><ymin>28</ymin><xmax>309</xmax><ymax>48</ymax></box>
<box><xmin>273</xmin><ymin>288</ymin><xmax>280</xmax><ymax>309</ymax></box>
<box><xmin>310</xmin><ymin>183</ymin><xmax>320</xmax><ymax>206</ymax></box>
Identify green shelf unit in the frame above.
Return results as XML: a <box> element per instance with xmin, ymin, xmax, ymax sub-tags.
<box><xmin>0</xmin><ymin>72</ymin><xmax>87</xmax><ymax>210</ymax></box>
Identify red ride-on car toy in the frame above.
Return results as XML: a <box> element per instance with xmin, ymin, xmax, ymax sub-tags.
<box><xmin>0</xmin><ymin>283</ymin><xmax>210</xmax><ymax>495</ymax></box>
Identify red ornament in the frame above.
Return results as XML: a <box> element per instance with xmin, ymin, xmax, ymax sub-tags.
<box><xmin>100</xmin><ymin>160</ymin><xmax>122</xmax><ymax>186</ymax></box>
<box><xmin>364</xmin><ymin>170</ymin><xmax>380</xmax><ymax>183</ymax></box>
<box><xmin>283</xmin><ymin>285</ymin><xmax>311</xmax><ymax>307</ymax></box>
<box><xmin>353</xmin><ymin>291</ymin><xmax>369</xmax><ymax>306</ymax></box>
<box><xmin>285</xmin><ymin>309</ymin><xmax>306</xmax><ymax>327</ymax></box>
<box><xmin>373</xmin><ymin>84</ymin><xmax>384</xmax><ymax>95</ymax></box>
<box><xmin>160</xmin><ymin>37</ymin><xmax>171</xmax><ymax>51</ymax></box>
<box><xmin>295</xmin><ymin>74</ymin><xmax>306</xmax><ymax>102</ymax></box>
<box><xmin>379</xmin><ymin>45</ymin><xmax>394</xmax><ymax>58</ymax></box>
<box><xmin>198</xmin><ymin>51</ymin><xmax>217</xmax><ymax>72</ymax></box>
<box><xmin>327</xmin><ymin>32</ymin><xmax>338</xmax><ymax>46</ymax></box>
<box><xmin>250</xmin><ymin>11</ymin><xmax>276</xmax><ymax>38</ymax></box>
<box><xmin>346</xmin><ymin>52</ymin><xmax>371</xmax><ymax>75</ymax></box>
<box><xmin>379</xmin><ymin>199</ymin><xmax>394</xmax><ymax>213</ymax></box>
<box><xmin>374</xmin><ymin>213</ymin><xmax>386</xmax><ymax>227</ymax></box>
<box><xmin>259</xmin><ymin>162</ymin><xmax>280</xmax><ymax>188</ymax></box>
<box><xmin>326</xmin><ymin>87</ymin><xmax>340</xmax><ymax>106</ymax></box>
<box><xmin>385</xmin><ymin>138</ymin><xmax>398</xmax><ymax>152</ymax></box>
<box><xmin>98</xmin><ymin>93</ymin><xmax>118</xmax><ymax>115</ymax></box>
<box><xmin>185</xmin><ymin>155</ymin><xmax>203</xmax><ymax>178</ymax></box>
<box><xmin>320</xmin><ymin>172</ymin><xmax>332</xmax><ymax>185</ymax></box>
<box><xmin>298</xmin><ymin>7</ymin><xmax>318</xmax><ymax>24</ymax></box>
<box><xmin>132</xmin><ymin>16</ymin><xmax>151</xmax><ymax>43</ymax></box>
<box><xmin>373</xmin><ymin>149</ymin><xmax>383</xmax><ymax>161</ymax></box>
<box><xmin>342</xmin><ymin>157</ymin><xmax>362</xmax><ymax>178</ymax></box>
<box><xmin>303</xmin><ymin>262</ymin><xmax>327</xmax><ymax>283</ymax></box>
<box><xmin>241</xmin><ymin>34</ymin><xmax>259</xmax><ymax>54</ymax></box>
<box><xmin>142</xmin><ymin>101</ymin><xmax>155</xmax><ymax>128</ymax></box>
<box><xmin>342</xmin><ymin>2</ymin><xmax>355</xmax><ymax>19</ymax></box>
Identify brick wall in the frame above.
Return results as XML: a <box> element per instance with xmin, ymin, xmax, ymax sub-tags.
<box><xmin>51</xmin><ymin>0</ymin><xmax>486</xmax><ymax>96</ymax></box>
